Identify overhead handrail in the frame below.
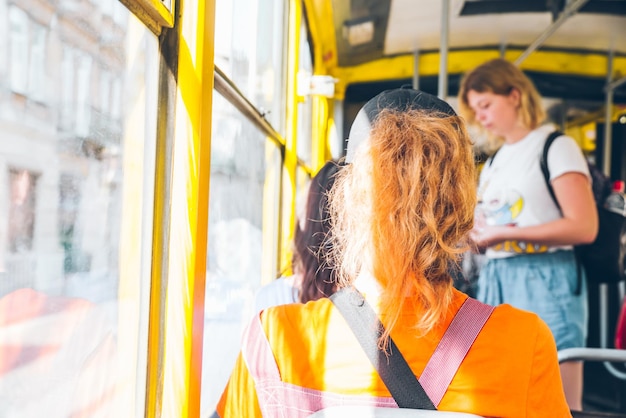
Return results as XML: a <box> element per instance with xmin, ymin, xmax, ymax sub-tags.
<box><xmin>514</xmin><ymin>0</ymin><xmax>589</xmax><ymax>66</ymax></box>
<box><xmin>213</xmin><ymin>65</ymin><xmax>312</xmax><ymax>174</ymax></box>
<box><xmin>214</xmin><ymin>65</ymin><xmax>286</xmax><ymax>150</ymax></box>
<box><xmin>606</xmin><ymin>75</ymin><xmax>626</xmax><ymax>93</ymax></box>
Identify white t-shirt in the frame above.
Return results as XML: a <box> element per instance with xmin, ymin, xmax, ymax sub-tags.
<box><xmin>477</xmin><ymin>124</ymin><xmax>590</xmax><ymax>259</ymax></box>
<box><xmin>254</xmin><ymin>276</ymin><xmax>299</xmax><ymax>312</ymax></box>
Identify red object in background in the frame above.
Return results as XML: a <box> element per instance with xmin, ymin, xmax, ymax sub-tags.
<box><xmin>615</xmin><ymin>297</ymin><xmax>626</xmax><ymax>349</ymax></box>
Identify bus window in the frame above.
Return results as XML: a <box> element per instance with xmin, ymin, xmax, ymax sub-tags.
<box><xmin>202</xmin><ymin>89</ymin><xmax>283</xmax><ymax>415</ymax></box>
<box><xmin>214</xmin><ymin>0</ymin><xmax>287</xmax><ymax>135</ymax></box>
<box><xmin>297</xmin><ymin>17</ymin><xmax>313</xmax><ymax>167</ymax></box>
<box><xmin>201</xmin><ymin>2</ymin><xmax>288</xmax><ymax>413</ymax></box>
<box><xmin>0</xmin><ymin>1</ymin><xmax>159</xmax><ymax>416</ymax></box>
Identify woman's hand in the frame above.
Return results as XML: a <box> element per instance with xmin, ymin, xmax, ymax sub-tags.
<box><xmin>470</xmin><ymin>224</ymin><xmax>513</xmax><ymax>251</ymax></box>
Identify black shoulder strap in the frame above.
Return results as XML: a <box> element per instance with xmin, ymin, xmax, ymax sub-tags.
<box><xmin>329</xmin><ymin>287</ymin><xmax>436</xmax><ymax>410</ymax></box>
<box><xmin>539</xmin><ymin>130</ymin><xmax>563</xmax><ymax>210</ymax></box>
<box><xmin>487</xmin><ymin>147</ymin><xmax>500</xmax><ymax>167</ymax></box>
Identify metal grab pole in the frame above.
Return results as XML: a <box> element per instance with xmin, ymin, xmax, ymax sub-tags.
<box><xmin>603</xmin><ymin>50</ymin><xmax>614</xmax><ymax>177</ymax></box>
<box><xmin>438</xmin><ymin>0</ymin><xmax>449</xmax><ymax>100</ymax></box>
<box><xmin>413</xmin><ymin>50</ymin><xmax>420</xmax><ymax>91</ymax></box>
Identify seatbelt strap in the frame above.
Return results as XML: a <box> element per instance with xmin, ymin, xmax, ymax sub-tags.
<box><xmin>330</xmin><ymin>287</ymin><xmax>435</xmax><ymax>410</ymax></box>
<box><xmin>330</xmin><ymin>287</ymin><xmax>494</xmax><ymax>409</ymax></box>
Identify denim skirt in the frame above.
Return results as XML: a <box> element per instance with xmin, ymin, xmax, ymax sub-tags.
<box><xmin>477</xmin><ymin>250</ymin><xmax>588</xmax><ymax>350</ymax></box>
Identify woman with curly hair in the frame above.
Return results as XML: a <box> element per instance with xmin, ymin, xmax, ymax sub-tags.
<box><xmin>215</xmin><ymin>87</ymin><xmax>569</xmax><ymax>417</ymax></box>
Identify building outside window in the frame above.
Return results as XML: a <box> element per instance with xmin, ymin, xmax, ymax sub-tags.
<box><xmin>8</xmin><ymin>5</ymin><xmax>47</xmax><ymax>102</ymax></box>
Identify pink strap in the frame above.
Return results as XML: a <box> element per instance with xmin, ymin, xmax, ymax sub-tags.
<box><xmin>241</xmin><ymin>313</ymin><xmax>398</xmax><ymax>417</ymax></box>
<box><xmin>242</xmin><ymin>314</ymin><xmax>282</xmax><ymax>382</ymax></box>
<box><xmin>419</xmin><ymin>298</ymin><xmax>494</xmax><ymax>407</ymax></box>
<box><xmin>242</xmin><ymin>298</ymin><xmax>494</xmax><ymax>414</ymax></box>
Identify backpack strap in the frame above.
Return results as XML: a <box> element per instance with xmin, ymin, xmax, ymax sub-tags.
<box><xmin>539</xmin><ymin>130</ymin><xmax>563</xmax><ymax>210</ymax></box>
<box><xmin>539</xmin><ymin>130</ymin><xmax>583</xmax><ymax>295</ymax></box>
<box><xmin>486</xmin><ymin>148</ymin><xmax>500</xmax><ymax>167</ymax></box>
<box><xmin>330</xmin><ymin>287</ymin><xmax>494</xmax><ymax>409</ymax></box>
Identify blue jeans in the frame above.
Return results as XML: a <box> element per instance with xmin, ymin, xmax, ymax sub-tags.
<box><xmin>477</xmin><ymin>250</ymin><xmax>588</xmax><ymax>350</ymax></box>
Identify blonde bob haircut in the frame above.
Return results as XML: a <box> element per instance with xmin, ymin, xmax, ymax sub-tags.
<box><xmin>458</xmin><ymin>58</ymin><xmax>546</xmax><ymax>135</ymax></box>
<box><xmin>328</xmin><ymin>108</ymin><xmax>476</xmax><ymax>342</ymax></box>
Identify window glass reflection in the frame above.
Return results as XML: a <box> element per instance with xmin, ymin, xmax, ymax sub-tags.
<box><xmin>0</xmin><ymin>1</ymin><xmax>158</xmax><ymax>417</ymax></box>
<box><xmin>202</xmin><ymin>91</ymin><xmax>281</xmax><ymax>415</ymax></box>
<box><xmin>297</xmin><ymin>17</ymin><xmax>313</xmax><ymax>165</ymax></box>
<box><xmin>204</xmin><ymin>3</ymin><xmax>288</xmax><ymax>414</ymax></box>
<box><xmin>214</xmin><ymin>0</ymin><xmax>287</xmax><ymax>133</ymax></box>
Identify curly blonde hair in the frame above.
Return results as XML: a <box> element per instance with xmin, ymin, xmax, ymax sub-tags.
<box><xmin>328</xmin><ymin>108</ymin><xmax>476</xmax><ymax>342</ymax></box>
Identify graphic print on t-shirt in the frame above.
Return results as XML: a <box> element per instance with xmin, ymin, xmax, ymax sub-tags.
<box><xmin>482</xmin><ymin>189</ymin><xmax>523</xmax><ymax>227</ymax></box>
<box><xmin>478</xmin><ymin>187</ymin><xmax>549</xmax><ymax>254</ymax></box>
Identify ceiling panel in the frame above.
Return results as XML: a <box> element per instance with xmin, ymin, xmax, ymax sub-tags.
<box><xmin>385</xmin><ymin>0</ymin><xmax>626</xmax><ymax>56</ymax></box>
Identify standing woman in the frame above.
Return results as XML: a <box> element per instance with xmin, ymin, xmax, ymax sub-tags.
<box><xmin>458</xmin><ymin>58</ymin><xmax>598</xmax><ymax>410</ymax></box>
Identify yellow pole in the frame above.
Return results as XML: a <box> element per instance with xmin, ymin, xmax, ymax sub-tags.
<box><xmin>145</xmin><ymin>0</ymin><xmax>215</xmax><ymax>415</ymax></box>
<box><xmin>279</xmin><ymin>0</ymin><xmax>302</xmax><ymax>271</ymax></box>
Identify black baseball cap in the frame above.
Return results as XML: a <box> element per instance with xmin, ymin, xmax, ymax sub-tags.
<box><xmin>345</xmin><ymin>86</ymin><xmax>457</xmax><ymax>163</ymax></box>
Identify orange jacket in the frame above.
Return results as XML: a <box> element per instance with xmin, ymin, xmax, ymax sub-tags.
<box><xmin>216</xmin><ymin>289</ymin><xmax>570</xmax><ymax>418</ymax></box>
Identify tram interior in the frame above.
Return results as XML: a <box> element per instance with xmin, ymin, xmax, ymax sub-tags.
<box><xmin>1</xmin><ymin>0</ymin><xmax>626</xmax><ymax>416</ymax></box>
<box><xmin>305</xmin><ymin>0</ymin><xmax>626</xmax><ymax>413</ymax></box>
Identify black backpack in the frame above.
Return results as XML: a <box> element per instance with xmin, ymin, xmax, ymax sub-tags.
<box><xmin>540</xmin><ymin>131</ymin><xmax>626</xmax><ymax>289</ymax></box>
